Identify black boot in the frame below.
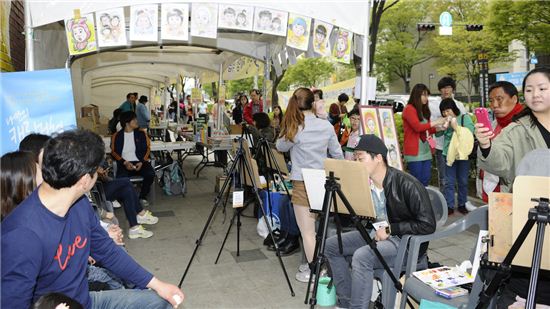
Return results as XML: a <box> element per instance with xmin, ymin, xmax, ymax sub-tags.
<box><xmin>263</xmin><ymin>230</ymin><xmax>284</xmax><ymax>247</ymax></box>
<box><xmin>278</xmin><ymin>235</ymin><xmax>300</xmax><ymax>256</ymax></box>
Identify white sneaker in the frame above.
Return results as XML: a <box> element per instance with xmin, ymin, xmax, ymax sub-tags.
<box><xmin>296</xmin><ymin>269</ymin><xmax>312</xmax><ymax>283</ymax></box>
<box><xmin>128</xmin><ymin>225</ymin><xmax>154</xmax><ymax>239</ymax></box>
<box><xmin>465</xmin><ymin>201</ymin><xmax>477</xmax><ymax>212</ymax></box>
<box><xmin>137</xmin><ymin>210</ymin><xmax>158</xmax><ymax>225</ymax></box>
<box><xmin>140</xmin><ymin>199</ymin><xmax>150</xmax><ymax>207</ymax></box>
<box><xmin>112</xmin><ymin>201</ymin><xmax>122</xmax><ymax>209</ymax></box>
<box><xmin>298</xmin><ymin>263</ymin><xmax>310</xmax><ymax>273</ymax></box>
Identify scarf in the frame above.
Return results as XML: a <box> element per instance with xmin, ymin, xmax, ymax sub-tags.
<box><xmin>496</xmin><ymin>103</ymin><xmax>524</xmax><ymax>129</ymax></box>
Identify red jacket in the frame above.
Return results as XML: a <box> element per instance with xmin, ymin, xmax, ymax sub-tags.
<box><xmin>243</xmin><ymin>100</ymin><xmax>263</xmax><ymax>124</ymax></box>
<box><xmin>402</xmin><ymin>104</ymin><xmax>436</xmax><ymax>156</ymax></box>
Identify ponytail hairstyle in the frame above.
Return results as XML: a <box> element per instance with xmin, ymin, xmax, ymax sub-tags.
<box><xmin>279</xmin><ymin>87</ymin><xmax>314</xmax><ymax>142</ymax></box>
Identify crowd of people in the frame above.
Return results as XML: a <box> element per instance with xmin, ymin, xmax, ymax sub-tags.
<box><xmin>2</xmin><ymin>66</ymin><xmax>549</xmax><ymax>308</ymax></box>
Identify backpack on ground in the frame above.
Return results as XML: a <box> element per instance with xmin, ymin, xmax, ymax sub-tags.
<box><xmin>157</xmin><ymin>161</ymin><xmax>187</xmax><ymax>197</ymax></box>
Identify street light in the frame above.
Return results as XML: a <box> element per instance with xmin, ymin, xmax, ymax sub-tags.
<box><xmin>465</xmin><ymin>24</ymin><xmax>483</xmax><ymax>31</ymax></box>
<box><xmin>417</xmin><ymin>23</ymin><xmax>436</xmax><ymax>31</ymax></box>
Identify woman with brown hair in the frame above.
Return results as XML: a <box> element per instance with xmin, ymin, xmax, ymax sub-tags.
<box><xmin>402</xmin><ymin>84</ymin><xmax>447</xmax><ymax>186</ymax></box>
<box><xmin>1</xmin><ymin>151</ymin><xmax>38</xmax><ymax>220</ymax></box>
<box><xmin>276</xmin><ymin>87</ymin><xmax>343</xmax><ymax>282</ymax></box>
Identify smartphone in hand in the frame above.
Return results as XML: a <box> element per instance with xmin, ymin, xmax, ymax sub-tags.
<box><xmin>474</xmin><ymin>107</ymin><xmax>493</xmax><ymax>134</ymax></box>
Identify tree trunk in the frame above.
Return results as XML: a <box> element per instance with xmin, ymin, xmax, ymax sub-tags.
<box><xmin>270</xmin><ymin>66</ymin><xmax>286</xmax><ymax>107</ymax></box>
<box><xmin>211</xmin><ymin>82</ymin><xmax>218</xmax><ymax>100</ymax></box>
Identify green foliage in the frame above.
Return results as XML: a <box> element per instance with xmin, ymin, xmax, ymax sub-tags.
<box><xmin>202</xmin><ymin>83</ymin><xmax>215</xmax><ymax>99</ymax></box>
<box><xmin>428</xmin><ymin>0</ymin><xmax>511</xmax><ymax>103</ymax></box>
<box><xmin>279</xmin><ymin>57</ymin><xmax>335</xmax><ymax>90</ymax></box>
<box><xmin>375</xmin><ymin>0</ymin><xmax>433</xmax><ymax>93</ymax></box>
<box><xmin>394</xmin><ymin>113</ymin><xmax>404</xmax><ymax>150</ymax></box>
<box><xmin>334</xmin><ymin>63</ymin><xmax>357</xmax><ymax>83</ymax></box>
<box><xmin>226</xmin><ymin>77</ymin><xmax>264</xmax><ymax>99</ymax></box>
<box><xmin>488</xmin><ymin>0</ymin><xmax>550</xmax><ymax>54</ymax></box>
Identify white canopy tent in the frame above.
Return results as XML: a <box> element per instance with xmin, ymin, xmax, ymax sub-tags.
<box><xmin>24</xmin><ymin>1</ymin><xmax>371</xmax><ymax>119</ymax></box>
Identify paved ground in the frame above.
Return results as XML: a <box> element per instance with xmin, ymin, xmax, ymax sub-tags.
<box><xmin>116</xmin><ymin>155</ymin><xmax>483</xmax><ymax>308</ymax></box>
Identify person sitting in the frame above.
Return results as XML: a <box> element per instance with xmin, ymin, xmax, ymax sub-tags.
<box><xmin>97</xmin><ymin>167</ymin><xmax>158</xmax><ymax>239</ymax></box>
<box><xmin>342</xmin><ymin>109</ymin><xmax>361</xmax><ymax>160</ymax></box>
<box><xmin>1</xmin><ymin>129</ymin><xmax>184</xmax><ymax>308</ymax></box>
<box><xmin>110</xmin><ymin>111</ymin><xmax>155</xmax><ymax>207</ymax></box>
<box><xmin>325</xmin><ymin>134</ymin><xmax>436</xmax><ymax>309</ymax></box>
<box><xmin>1</xmin><ymin>151</ymin><xmax>39</xmax><ymax>221</ymax></box>
<box><xmin>33</xmin><ymin>292</ymin><xmax>83</xmax><ymax>309</ymax></box>
<box><xmin>108</xmin><ymin>109</ymin><xmax>122</xmax><ymax>135</ymax></box>
<box><xmin>249</xmin><ymin>112</ymin><xmax>276</xmax><ymax>145</ymax></box>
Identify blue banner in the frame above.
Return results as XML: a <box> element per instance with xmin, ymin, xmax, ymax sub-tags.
<box><xmin>1</xmin><ymin>69</ymin><xmax>77</xmax><ymax>155</ymax></box>
<box><xmin>496</xmin><ymin>72</ymin><xmax>528</xmax><ymax>90</ymax></box>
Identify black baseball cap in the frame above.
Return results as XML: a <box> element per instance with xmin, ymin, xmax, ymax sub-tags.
<box><xmin>344</xmin><ymin>134</ymin><xmax>388</xmax><ymax>157</ymax></box>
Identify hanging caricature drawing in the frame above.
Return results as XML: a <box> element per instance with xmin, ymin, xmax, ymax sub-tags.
<box><xmin>191</xmin><ymin>3</ymin><xmax>218</xmax><ymax>39</ymax></box>
<box><xmin>161</xmin><ymin>3</ymin><xmax>189</xmax><ymax>41</ymax></box>
<box><xmin>130</xmin><ymin>5</ymin><xmax>159</xmax><ymax>42</ymax></box>
<box><xmin>96</xmin><ymin>8</ymin><xmax>126</xmax><ymax>47</ymax></box>
<box><xmin>218</xmin><ymin>4</ymin><xmax>253</xmax><ymax>31</ymax></box>
<box><xmin>333</xmin><ymin>28</ymin><xmax>353</xmax><ymax>64</ymax></box>
<box><xmin>65</xmin><ymin>14</ymin><xmax>97</xmax><ymax>55</ymax></box>
<box><xmin>313</xmin><ymin>20</ymin><xmax>333</xmax><ymax>57</ymax></box>
<box><xmin>253</xmin><ymin>8</ymin><xmax>288</xmax><ymax>37</ymax></box>
<box><xmin>286</xmin><ymin>14</ymin><xmax>311</xmax><ymax>51</ymax></box>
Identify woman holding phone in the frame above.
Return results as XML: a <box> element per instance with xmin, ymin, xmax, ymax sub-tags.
<box><xmin>475</xmin><ymin>67</ymin><xmax>550</xmax><ymax>193</ymax></box>
<box><xmin>276</xmin><ymin>87</ymin><xmax>343</xmax><ymax>283</ymax></box>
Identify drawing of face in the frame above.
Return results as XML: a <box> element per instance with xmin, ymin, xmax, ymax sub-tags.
<box><xmin>272</xmin><ymin>18</ymin><xmax>281</xmax><ymax>31</ymax></box>
<box><xmin>72</xmin><ymin>25</ymin><xmax>89</xmax><ymax>42</ymax></box>
<box><xmin>168</xmin><ymin>14</ymin><xmax>183</xmax><ymax>27</ymax></box>
<box><xmin>136</xmin><ymin>11</ymin><xmax>152</xmax><ymax>29</ymax></box>
<box><xmin>315</xmin><ymin>31</ymin><xmax>325</xmax><ymax>43</ymax></box>
<box><xmin>292</xmin><ymin>23</ymin><xmax>305</xmax><ymax>37</ymax></box>
<box><xmin>258</xmin><ymin>12</ymin><xmax>271</xmax><ymax>28</ymax></box>
<box><xmin>100</xmin><ymin>15</ymin><xmax>110</xmax><ymax>27</ymax></box>
<box><xmin>384</xmin><ymin>115</ymin><xmax>391</xmax><ymax>128</ymax></box>
<box><xmin>337</xmin><ymin>37</ymin><xmax>346</xmax><ymax>52</ymax></box>
<box><xmin>367</xmin><ymin>118</ymin><xmax>376</xmax><ymax>133</ymax></box>
<box><xmin>224</xmin><ymin>11</ymin><xmax>235</xmax><ymax>24</ymax></box>
<box><xmin>237</xmin><ymin>13</ymin><xmax>246</xmax><ymax>25</ymax></box>
<box><xmin>196</xmin><ymin>7</ymin><xmax>211</xmax><ymax>27</ymax></box>
<box><xmin>110</xmin><ymin>16</ymin><xmax>120</xmax><ymax>27</ymax></box>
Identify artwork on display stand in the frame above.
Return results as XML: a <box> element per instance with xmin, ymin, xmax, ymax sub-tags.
<box><xmin>253</xmin><ymin>7</ymin><xmax>288</xmax><ymax>37</ymax></box>
<box><xmin>377</xmin><ymin>107</ymin><xmax>403</xmax><ymax>170</ymax></box>
<box><xmin>218</xmin><ymin>4</ymin><xmax>254</xmax><ymax>31</ymax></box>
<box><xmin>312</xmin><ymin>20</ymin><xmax>333</xmax><ymax>57</ymax></box>
<box><xmin>360</xmin><ymin>106</ymin><xmax>403</xmax><ymax>171</ymax></box>
<box><xmin>96</xmin><ymin>8</ymin><xmax>126</xmax><ymax>47</ymax></box>
<box><xmin>332</xmin><ymin>28</ymin><xmax>353</xmax><ymax>64</ymax></box>
<box><xmin>286</xmin><ymin>13</ymin><xmax>311</xmax><ymax>51</ymax></box>
<box><xmin>130</xmin><ymin>4</ymin><xmax>159</xmax><ymax>42</ymax></box>
<box><xmin>161</xmin><ymin>3</ymin><xmax>189</xmax><ymax>41</ymax></box>
<box><xmin>64</xmin><ymin>14</ymin><xmax>97</xmax><ymax>55</ymax></box>
<box><xmin>191</xmin><ymin>3</ymin><xmax>218</xmax><ymax>39</ymax></box>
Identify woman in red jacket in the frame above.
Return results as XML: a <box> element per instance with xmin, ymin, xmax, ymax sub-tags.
<box><xmin>402</xmin><ymin>84</ymin><xmax>446</xmax><ymax>186</ymax></box>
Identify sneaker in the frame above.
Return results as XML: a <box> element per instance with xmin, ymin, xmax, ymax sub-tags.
<box><xmin>465</xmin><ymin>201</ymin><xmax>477</xmax><ymax>212</ymax></box>
<box><xmin>296</xmin><ymin>269</ymin><xmax>312</xmax><ymax>283</ymax></box>
<box><xmin>139</xmin><ymin>199</ymin><xmax>150</xmax><ymax>207</ymax></box>
<box><xmin>112</xmin><ymin>201</ymin><xmax>122</xmax><ymax>209</ymax></box>
<box><xmin>137</xmin><ymin>210</ymin><xmax>159</xmax><ymax>225</ymax></box>
<box><xmin>457</xmin><ymin>205</ymin><xmax>469</xmax><ymax>215</ymax></box>
<box><xmin>298</xmin><ymin>263</ymin><xmax>310</xmax><ymax>273</ymax></box>
<box><xmin>128</xmin><ymin>225</ymin><xmax>153</xmax><ymax>239</ymax></box>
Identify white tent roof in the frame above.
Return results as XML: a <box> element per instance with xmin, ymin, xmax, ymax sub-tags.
<box><xmin>28</xmin><ymin>1</ymin><xmax>369</xmax><ymax>35</ymax></box>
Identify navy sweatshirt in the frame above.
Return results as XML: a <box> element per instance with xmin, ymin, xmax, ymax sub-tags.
<box><xmin>1</xmin><ymin>189</ymin><xmax>153</xmax><ymax>309</ymax></box>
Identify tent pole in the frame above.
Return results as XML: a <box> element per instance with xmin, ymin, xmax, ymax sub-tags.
<box><xmin>360</xmin><ymin>0</ymin><xmax>371</xmax><ymax>106</ymax></box>
<box><xmin>264</xmin><ymin>44</ymin><xmax>270</xmax><ymax>111</ymax></box>
<box><xmin>24</xmin><ymin>0</ymin><xmax>34</xmax><ymax>71</ymax></box>
<box><xmin>218</xmin><ymin>62</ymin><xmax>224</xmax><ymax>130</ymax></box>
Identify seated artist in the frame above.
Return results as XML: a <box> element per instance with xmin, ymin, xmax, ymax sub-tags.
<box><xmin>325</xmin><ymin>134</ymin><xmax>436</xmax><ymax>309</ymax></box>
<box><xmin>111</xmin><ymin>111</ymin><xmax>155</xmax><ymax>207</ymax></box>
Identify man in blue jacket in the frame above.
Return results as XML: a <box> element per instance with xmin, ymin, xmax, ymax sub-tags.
<box><xmin>111</xmin><ymin>111</ymin><xmax>155</xmax><ymax>207</ymax></box>
<box><xmin>1</xmin><ymin>129</ymin><xmax>184</xmax><ymax>308</ymax></box>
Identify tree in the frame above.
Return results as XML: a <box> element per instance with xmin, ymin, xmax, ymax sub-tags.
<box><xmin>375</xmin><ymin>0</ymin><xmax>433</xmax><ymax>93</ymax></box>
<box><xmin>429</xmin><ymin>0</ymin><xmax>510</xmax><ymax>103</ymax></box>
<box><xmin>226</xmin><ymin>76</ymin><xmax>264</xmax><ymax>99</ymax></box>
<box><xmin>278</xmin><ymin>57</ymin><xmax>335</xmax><ymax>90</ymax></box>
<box><xmin>489</xmin><ymin>1</ymin><xmax>550</xmax><ymax>57</ymax></box>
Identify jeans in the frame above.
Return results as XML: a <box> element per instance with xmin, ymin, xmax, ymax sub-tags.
<box><xmin>103</xmin><ymin>178</ymin><xmax>143</xmax><ymax>227</ymax></box>
<box><xmin>435</xmin><ymin>149</ymin><xmax>447</xmax><ymax>193</ymax></box>
<box><xmin>90</xmin><ymin>289</ymin><xmax>171</xmax><ymax>309</ymax></box>
<box><xmin>407</xmin><ymin>160</ymin><xmax>431</xmax><ymax>186</ymax></box>
<box><xmin>116</xmin><ymin>161</ymin><xmax>155</xmax><ymax>200</ymax></box>
<box><xmin>88</xmin><ymin>265</ymin><xmax>125</xmax><ymax>290</ymax></box>
<box><xmin>444</xmin><ymin>158</ymin><xmax>470</xmax><ymax>209</ymax></box>
<box><xmin>326</xmin><ymin>231</ymin><xmax>400</xmax><ymax>309</ymax></box>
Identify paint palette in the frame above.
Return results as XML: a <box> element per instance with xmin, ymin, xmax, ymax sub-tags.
<box><xmin>413</xmin><ymin>266</ymin><xmax>474</xmax><ymax>290</ymax></box>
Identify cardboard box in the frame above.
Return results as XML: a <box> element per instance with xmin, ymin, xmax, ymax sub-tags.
<box><xmin>81</xmin><ymin>104</ymin><xmax>100</xmax><ymax>124</ymax></box>
<box><xmin>229</xmin><ymin>124</ymin><xmax>242</xmax><ymax>134</ymax></box>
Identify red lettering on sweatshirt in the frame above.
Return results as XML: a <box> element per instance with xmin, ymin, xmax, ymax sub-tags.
<box><xmin>54</xmin><ymin>236</ymin><xmax>88</xmax><ymax>271</ymax></box>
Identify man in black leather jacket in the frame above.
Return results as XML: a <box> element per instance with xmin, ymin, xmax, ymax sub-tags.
<box><xmin>325</xmin><ymin>134</ymin><xmax>436</xmax><ymax>309</ymax></box>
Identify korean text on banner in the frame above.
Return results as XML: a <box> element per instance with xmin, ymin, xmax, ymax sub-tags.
<box><xmin>0</xmin><ymin>69</ymin><xmax>77</xmax><ymax>155</ymax></box>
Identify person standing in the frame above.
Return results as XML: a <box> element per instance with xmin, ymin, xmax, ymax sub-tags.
<box><xmin>232</xmin><ymin>95</ymin><xmax>246</xmax><ymax>124</ymax></box>
<box><xmin>244</xmin><ymin>89</ymin><xmax>263</xmax><ymax>125</ymax></box>
<box><xmin>313</xmin><ymin>89</ymin><xmax>328</xmax><ymax>119</ymax></box>
<box><xmin>119</xmin><ymin>93</ymin><xmax>136</xmax><ymax>112</ymax></box>
<box><xmin>276</xmin><ymin>87</ymin><xmax>343</xmax><ymax>283</ymax></box>
<box><xmin>403</xmin><ymin>84</ymin><xmax>446</xmax><ymax>186</ymax></box>
<box><xmin>136</xmin><ymin>95</ymin><xmax>151</xmax><ymax>129</ymax></box>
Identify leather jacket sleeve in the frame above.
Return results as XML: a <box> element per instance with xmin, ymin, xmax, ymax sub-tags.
<box><xmin>385</xmin><ymin>168</ymin><xmax>436</xmax><ymax>236</ymax></box>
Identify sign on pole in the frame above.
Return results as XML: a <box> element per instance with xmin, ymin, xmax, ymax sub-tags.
<box><xmin>439</xmin><ymin>11</ymin><xmax>453</xmax><ymax>36</ymax></box>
